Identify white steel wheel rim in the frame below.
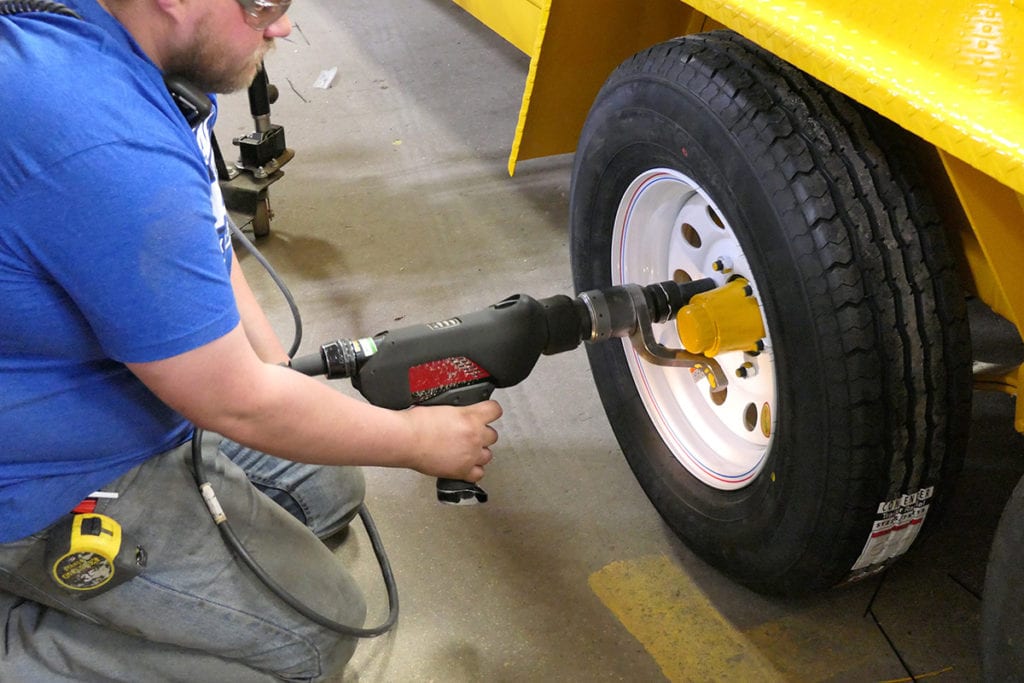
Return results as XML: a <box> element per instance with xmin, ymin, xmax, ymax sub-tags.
<box><xmin>612</xmin><ymin>169</ymin><xmax>776</xmax><ymax>490</ymax></box>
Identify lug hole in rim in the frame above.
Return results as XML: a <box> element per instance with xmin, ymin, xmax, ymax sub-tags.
<box><xmin>743</xmin><ymin>403</ymin><xmax>758</xmax><ymax>431</ymax></box>
<box><xmin>673</xmin><ymin>269</ymin><xmax>693</xmax><ymax>283</ymax></box>
<box><xmin>681</xmin><ymin>223</ymin><xmax>702</xmax><ymax>248</ymax></box>
<box><xmin>761</xmin><ymin>403</ymin><xmax>772</xmax><ymax>438</ymax></box>
<box><xmin>707</xmin><ymin>206</ymin><xmax>725</xmax><ymax>229</ymax></box>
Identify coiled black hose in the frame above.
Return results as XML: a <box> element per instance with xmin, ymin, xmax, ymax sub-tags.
<box><xmin>0</xmin><ymin>0</ymin><xmax>80</xmax><ymax>18</ymax></box>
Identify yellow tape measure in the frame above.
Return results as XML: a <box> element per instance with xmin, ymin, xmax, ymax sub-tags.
<box><xmin>46</xmin><ymin>513</ymin><xmax>146</xmax><ymax>596</ymax></box>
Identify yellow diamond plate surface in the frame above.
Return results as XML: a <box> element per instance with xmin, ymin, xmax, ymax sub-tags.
<box><xmin>684</xmin><ymin>0</ymin><xmax>1024</xmax><ymax>195</ymax></box>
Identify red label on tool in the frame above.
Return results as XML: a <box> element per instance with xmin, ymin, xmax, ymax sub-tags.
<box><xmin>409</xmin><ymin>357</ymin><xmax>489</xmax><ymax>399</ymax></box>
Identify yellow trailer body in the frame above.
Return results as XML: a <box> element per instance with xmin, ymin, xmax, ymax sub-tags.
<box><xmin>497</xmin><ymin>1</ymin><xmax>1023</xmax><ymax>193</ymax></box>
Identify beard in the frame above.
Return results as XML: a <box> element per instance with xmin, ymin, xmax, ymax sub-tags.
<box><xmin>163</xmin><ymin>17</ymin><xmax>275</xmax><ymax>94</ymax></box>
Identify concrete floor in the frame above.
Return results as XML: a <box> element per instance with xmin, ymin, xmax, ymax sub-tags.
<box><xmin>217</xmin><ymin>1</ymin><xmax>1024</xmax><ymax>680</ymax></box>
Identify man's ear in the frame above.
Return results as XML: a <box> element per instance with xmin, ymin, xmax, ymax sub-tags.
<box><xmin>151</xmin><ymin>0</ymin><xmax>191</xmax><ymax>26</ymax></box>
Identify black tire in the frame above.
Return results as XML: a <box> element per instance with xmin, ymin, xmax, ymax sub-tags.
<box><xmin>570</xmin><ymin>32</ymin><xmax>971</xmax><ymax>595</ymax></box>
<box><xmin>982</xmin><ymin>474</ymin><xmax>1024</xmax><ymax>679</ymax></box>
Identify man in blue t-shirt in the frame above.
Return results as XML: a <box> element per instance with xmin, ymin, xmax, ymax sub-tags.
<box><xmin>0</xmin><ymin>0</ymin><xmax>501</xmax><ymax>679</ymax></box>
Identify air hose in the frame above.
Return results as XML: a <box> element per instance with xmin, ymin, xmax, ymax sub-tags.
<box><xmin>0</xmin><ymin>0</ymin><xmax>80</xmax><ymax>17</ymax></box>
<box><xmin>188</xmin><ymin>219</ymin><xmax>399</xmax><ymax>638</ymax></box>
<box><xmin>191</xmin><ymin>430</ymin><xmax>399</xmax><ymax>638</ymax></box>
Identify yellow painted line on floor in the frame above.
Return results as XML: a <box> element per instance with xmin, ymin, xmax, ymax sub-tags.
<box><xmin>589</xmin><ymin>555</ymin><xmax>785</xmax><ymax>683</ymax></box>
<box><xmin>880</xmin><ymin>667</ymin><xmax>955</xmax><ymax>683</ymax></box>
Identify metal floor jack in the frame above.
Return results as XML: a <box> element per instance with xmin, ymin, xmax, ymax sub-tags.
<box><xmin>214</xmin><ymin>62</ymin><xmax>294</xmax><ymax>238</ymax></box>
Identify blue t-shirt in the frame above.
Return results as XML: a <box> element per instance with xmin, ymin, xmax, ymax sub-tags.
<box><xmin>0</xmin><ymin>0</ymin><xmax>240</xmax><ymax>541</ymax></box>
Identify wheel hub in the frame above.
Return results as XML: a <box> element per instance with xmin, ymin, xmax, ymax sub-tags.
<box><xmin>612</xmin><ymin>168</ymin><xmax>775</xmax><ymax>490</ymax></box>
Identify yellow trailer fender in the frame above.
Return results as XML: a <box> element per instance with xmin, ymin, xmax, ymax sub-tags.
<box><xmin>477</xmin><ymin>0</ymin><xmax>1022</xmax><ymax>196</ymax></box>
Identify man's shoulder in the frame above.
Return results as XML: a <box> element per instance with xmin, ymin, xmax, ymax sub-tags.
<box><xmin>0</xmin><ymin>13</ymin><xmax>194</xmax><ymax>191</ymax></box>
<box><xmin>2</xmin><ymin>14</ymin><xmax>165</xmax><ymax>123</ymax></box>
<box><xmin>2</xmin><ymin>8</ymin><xmax>115</xmax><ymax>83</ymax></box>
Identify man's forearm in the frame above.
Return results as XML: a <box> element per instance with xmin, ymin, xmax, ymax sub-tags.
<box><xmin>230</xmin><ymin>250</ymin><xmax>290</xmax><ymax>364</ymax></box>
<box><xmin>201</xmin><ymin>362</ymin><xmax>422</xmax><ymax>469</ymax></box>
<box><xmin>127</xmin><ymin>325</ymin><xmax>500</xmax><ymax>481</ymax></box>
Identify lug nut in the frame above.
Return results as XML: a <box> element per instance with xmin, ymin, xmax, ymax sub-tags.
<box><xmin>711</xmin><ymin>257</ymin><xmax>733</xmax><ymax>273</ymax></box>
<box><xmin>735</xmin><ymin>361</ymin><xmax>757</xmax><ymax>379</ymax></box>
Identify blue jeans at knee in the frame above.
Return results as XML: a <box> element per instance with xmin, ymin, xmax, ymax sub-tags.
<box><xmin>217</xmin><ymin>437</ymin><xmax>365</xmax><ymax>539</ymax></box>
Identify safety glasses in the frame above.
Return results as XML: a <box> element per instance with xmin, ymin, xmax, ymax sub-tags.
<box><xmin>235</xmin><ymin>0</ymin><xmax>291</xmax><ymax>30</ymax></box>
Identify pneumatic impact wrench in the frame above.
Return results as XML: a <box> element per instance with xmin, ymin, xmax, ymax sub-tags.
<box><xmin>289</xmin><ymin>278</ymin><xmax>720</xmax><ymax>504</ymax></box>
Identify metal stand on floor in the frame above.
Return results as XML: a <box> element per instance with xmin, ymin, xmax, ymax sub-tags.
<box><xmin>215</xmin><ymin>62</ymin><xmax>294</xmax><ymax>238</ymax></box>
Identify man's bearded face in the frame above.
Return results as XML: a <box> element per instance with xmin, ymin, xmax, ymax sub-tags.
<box><xmin>164</xmin><ymin>13</ymin><xmax>274</xmax><ymax>94</ymax></box>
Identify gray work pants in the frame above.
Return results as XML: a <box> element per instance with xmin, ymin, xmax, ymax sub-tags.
<box><xmin>0</xmin><ymin>435</ymin><xmax>367</xmax><ymax>682</ymax></box>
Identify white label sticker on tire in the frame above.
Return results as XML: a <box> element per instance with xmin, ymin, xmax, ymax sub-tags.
<box><xmin>851</xmin><ymin>487</ymin><xmax>934</xmax><ymax>573</ymax></box>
